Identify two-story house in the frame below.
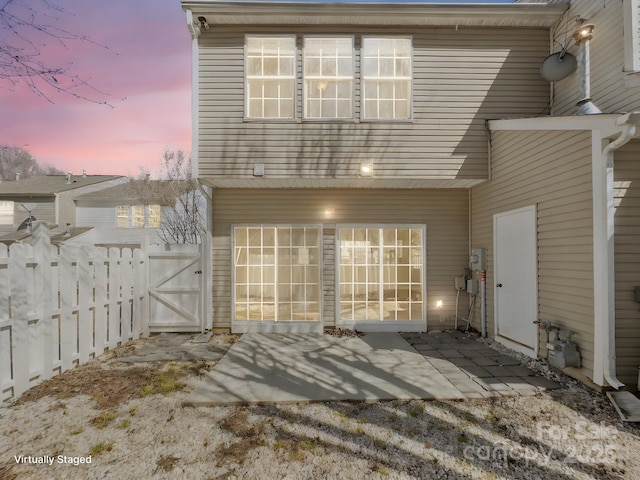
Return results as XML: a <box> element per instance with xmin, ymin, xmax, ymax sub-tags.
<box><xmin>182</xmin><ymin>0</ymin><xmax>640</xmax><ymax>391</ymax></box>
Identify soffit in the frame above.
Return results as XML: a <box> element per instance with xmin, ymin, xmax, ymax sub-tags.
<box><xmin>182</xmin><ymin>1</ymin><xmax>568</xmax><ymax>28</ymax></box>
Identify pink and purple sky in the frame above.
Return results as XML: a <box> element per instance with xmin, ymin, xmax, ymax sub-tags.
<box><xmin>1</xmin><ymin>0</ymin><xmax>515</xmax><ymax>177</ymax></box>
<box><xmin>0</xmin><ymin>0</ymin><xmax>193</xmax><ymax>176</ymax></box>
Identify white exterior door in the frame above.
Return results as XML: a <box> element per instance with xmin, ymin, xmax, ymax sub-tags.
<box><xmin>494</xmin><ymin>206</ymin><xmax>537</xmax><ymax>353</ymax></box>
<box><xmin>148</xmin><ymin>244</ymin><xmax>203</xmax><ymax>332</ymax></box>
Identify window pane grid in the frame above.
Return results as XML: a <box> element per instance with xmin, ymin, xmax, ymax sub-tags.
<box><xmin>246</xmin><ymin>37</ymin><xmax>295</xmax><ymax>119</ymax></box>
<box><xmin>235</xmin><ymin>226</ymin><xmax>320</xmax><ymax>322</ymax></box>
<box><xmin>339</xmin><ymin>227</ymin><xmax>423</xmax><ymax>322</ymax></box>
<box><xmin>304</xmin><ymin>37</ymin><xmax>353</xmax><ymax>119</ymax></box>
<box><xmin>362</xmin><ymin>37</ymin><xmax>412</xmax><ymax>120</ymax></box>
<box><xmin>116</xmin><ymin>205</ymin><xmax>161</xmax><ymax>229</ymax></box>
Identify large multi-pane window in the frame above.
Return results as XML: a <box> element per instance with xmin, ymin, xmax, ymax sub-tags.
<box><xmin>116</xmin><ymin>205</ymin><xmax>161</xmax><ymax>228</ymax></box>
<box><xmin>0</xmin><ymin>201</ymin><xmax>14</xmax><ymax>225</ymax></box>
<box><xmin>339</xmin><ymin>227</ymin><xmax>423</xmax><ymax>321</ymax></box>
<box><xmin>244</xmin><ymin>35</ymin><xmax>412</xmax><ymax>120</ymax></box>
<box><xmin>234</xmin><ymin>226</ymin><xmax>321</xmax><ymax>322</ymax></box>
<box><xmin>361</xmin><ymin>37</ymin><xmax>412</xmax><ymax>120</ymax></box>
<box><xmin>304</xmin><ymin>37</ymin><xmax>354</xmax><ymax>119</ymax></box>
<box><xmin>245</xmin><ymin>36</ymin><xmax>296</xmax><ymax>119</ymax></box>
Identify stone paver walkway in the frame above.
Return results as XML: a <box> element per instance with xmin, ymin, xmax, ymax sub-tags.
<box><xmin>402</xmin><ymin>330</ymin><xmax>560</xmax><ymax>398</ymax></box>
<box><xmin>117</xmin><ymin>330</ymin><xmax>561</xmax><ymax>402</ymax></box>
<box><xmin>117</xmin><ymin>333</ymin><xmax>230</xmax><ymax>363</ymax></box>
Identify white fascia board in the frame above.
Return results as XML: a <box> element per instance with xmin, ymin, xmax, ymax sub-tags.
<box><xmin>488</xmin><ymin>115</ymin><xmax>627</xmax><ymax>139</ymax></box>
<box><xmin>185</xmin><ymin>9</ymin><xmax>200</xmax><ymax>180</ymax></box>
<box><xmin>181</xmin><ymin>2</ymin><xmax>567</xmax><ymax>28</ymax></box>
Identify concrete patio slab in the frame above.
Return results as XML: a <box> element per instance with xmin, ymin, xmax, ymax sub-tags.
<box><xmin>183</xmin><ymin>333</ymin><xmax>465</xmax><ymax>406</ymax></box>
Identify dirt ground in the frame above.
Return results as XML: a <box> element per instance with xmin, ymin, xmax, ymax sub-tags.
<box><xmin>1</xmin><ymin>334</ymin><xmax>639</xmax><ymax>480</ymax></box>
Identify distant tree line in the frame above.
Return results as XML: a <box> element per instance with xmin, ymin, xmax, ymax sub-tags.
<box><xmin>0</xmin><ymin>145</ymin><xmax>63</xmax><ymax>180</ymax></box>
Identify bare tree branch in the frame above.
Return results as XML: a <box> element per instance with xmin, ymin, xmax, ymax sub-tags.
<box><xmin>0</xmin><ymin>0</ymin><xmax>118</xmax><ymax>104</ymax></box>
<box><xmin>134</xmin><ymin>150</ymin><xmax>205</xmax><ymax>245</ymax></box>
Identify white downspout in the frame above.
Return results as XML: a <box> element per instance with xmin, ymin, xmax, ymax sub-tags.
<box><xmin>593</xmin><ymin>114</ymin><xmax>639</xmax><ymax>389</ymax></box>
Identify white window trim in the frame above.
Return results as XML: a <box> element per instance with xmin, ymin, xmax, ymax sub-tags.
<box><xmin>116</xmin><ymin>205</ymin><xmax>162</xmax><ymax>229</ymax></box>
<box><xmin>244</xmin><ymin>34</ymin><xmax>297</xmax><ymax>121</ymax></box>
<box><xmin>361</xmin><ymin>36</ymin><xmax>413</xmax><ymax>121</ymax></box>
<box><xmin>302</xmin><ymin>35</ymin><xmax>355</xmax><ymax>120</ymax></box>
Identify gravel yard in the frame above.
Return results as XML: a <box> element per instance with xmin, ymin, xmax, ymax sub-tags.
<box><xmin>1</xmin><ymin>333</ymin><xmax>639</xmax><ymax>480</ymax></box>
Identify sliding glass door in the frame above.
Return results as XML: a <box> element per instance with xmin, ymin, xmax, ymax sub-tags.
<box><xmin>234</xmin><ymin>226</ymin><xmax>321</xmax><ymax>322</ymax></box>
<box><xmin>338</xmin><ymin>226</ymin><xmax>424</xmax><ymax>322</ymax></box>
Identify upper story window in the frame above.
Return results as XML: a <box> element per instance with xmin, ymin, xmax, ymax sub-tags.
<box><xmin>245</xmin><ymin>36</ymin><xmax>296</xmax><ymax>119</ymax></box>
<box><xmin>0</xmin><ymin>201</ymin><xmax>14</xmax><ymax>225</ymax></box>
<box><xmin>243</xmin><ymin>35</ymin><xmax>412</xmax><ymax>121</ymax></box>
<box><xmin>624</xmin><ymin>0</ymin><xmax>640</xmax><ymax>72</ymax></box>
<box><xmin>116</xmin><ymin>205</ymin><xmax>161</xmax><ymax>228</ymax></box>
<box><xmin>361</xmin><ymin>37</ymin><xmax>412</xmax><ymax>120</ymax></box>
<box><xmin>303</xmin><ymin>37</ymin><xmax>354</xmax><ymax>119</ymax></box>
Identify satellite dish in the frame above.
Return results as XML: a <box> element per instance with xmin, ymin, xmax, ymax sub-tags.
<box><xmin>540</xmin><ymin>51</ymin><xmax>577</xmax><ymax>82</ymax></box>
<box><xmin>17</xmin><ymin>216</ymin><xmax>36</xmax><ymax>231</ymax></box>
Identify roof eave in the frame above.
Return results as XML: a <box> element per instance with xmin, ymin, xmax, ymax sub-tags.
<box><xmin>181</xmin><ymin>2</ymin><xmax>568</xmax><ymax>28</ymax></box>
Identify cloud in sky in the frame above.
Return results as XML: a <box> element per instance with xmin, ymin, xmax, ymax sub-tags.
<box><xmin>0</xmin><ymin>0</ymin><xmax>192</xmax><ymax>176</ymax></box>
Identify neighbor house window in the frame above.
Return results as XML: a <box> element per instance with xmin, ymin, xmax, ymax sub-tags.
<box><xmin>116</xmin><ymin>205</ymin><xmax>161</xmax><ymax>228</ymax></box>
<box><xmin>361</xmin><ymin>37</ymin><xmax>412</xmax><ymax>120</ymax></box>
<box><xmin>338</xmin><ymin>226</ymin><xmax>424</xmax><ymax>321</ymax></box>
<box><xmin>304</xmin><ymin>37</ymin><xmax>354</xmax><ymax>119</ymax></box>
<box><xmin>0</xmin><ymin>201</ymin><xmax>14</xmax><ymax>225</ymax></box>
<box><xmin>245</xmin><ymin>36</ymin><xmax>296</xmax><ymax>119</ymax></box>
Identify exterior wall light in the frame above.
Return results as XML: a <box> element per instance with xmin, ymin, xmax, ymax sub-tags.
<box><xmin>360</xmin><ymin>163</ymin><xmax>373</xmax><ymax>177</ymax></box>
<box><xmin>573</xmin><ymin>23</ymin><xmax>594</xmax><ymax>45</ymax></box>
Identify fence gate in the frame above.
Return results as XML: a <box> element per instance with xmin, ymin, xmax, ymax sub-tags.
<box><xmin>148</xmin><ymin>244</ymin><xmax>203</xmax><ymax>332</ymax></box>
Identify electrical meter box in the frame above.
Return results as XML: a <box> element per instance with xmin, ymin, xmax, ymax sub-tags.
<box><xmin>470</xmin><ymin>248</ymin><xmax>486</xmax><ymax>272</ymax></box>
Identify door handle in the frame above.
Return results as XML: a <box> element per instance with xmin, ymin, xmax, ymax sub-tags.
<box><xmin>194</xmin><ymin>270</ymin><xmax>202</xmax><ymax>274</ymax></box>
<box><xmin>496</xmin><ymin>283</ymin><xmax>503</xmax><ymax>288</ymax></box>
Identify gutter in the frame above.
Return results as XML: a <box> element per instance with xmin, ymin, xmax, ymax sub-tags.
<box><xmin>594</xmin><ymin>113</ymin><xmax>640</xmax><ymax>389</ymax></box>
<box><xmin>181</xmin><ymin>1</ymin><xmax>567</xmax><ymax>27</ymax></box>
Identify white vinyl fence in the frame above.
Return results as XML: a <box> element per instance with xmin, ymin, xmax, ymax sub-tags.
<box><xmin>0</xmin><ymin>223</ymin><xmax>148</xmax><ymax>402</ymax></box>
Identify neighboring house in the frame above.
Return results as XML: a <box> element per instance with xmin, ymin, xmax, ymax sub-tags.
<box><xmin>181</xmin><ymin>0</ymin><xmax>640</xmax><ymax>389</ymax></box>
<box><xmin>0</xmin><ymin>174</ymin><xmax>128</xmax><ymax>235</ymax></box>
<box><xmin>74</xmin><ymin>180</ymin><xmax>198</xmax><ymax>247</ymax></box>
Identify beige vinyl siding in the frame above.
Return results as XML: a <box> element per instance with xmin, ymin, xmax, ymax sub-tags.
<box><xmin>212</xmin><ymin>236</ymin><xmax>232</xmax><ymax>330</ymax></box>
<box><xmin>211</xmin><ymin>188</ymin><xmax>468</xmax><ymax>330</ymax></box>
<box><xmin>0</xmin><ymin>198</ymin><xmax>56</xmax><ymax>233</ymax></box>
<box><xmin>198</xmin><ymin>26</ymin><xmax>550</xmax><ymax>185</ymax></box>
<box><xmin>471</xmin><ymin>130</ymin><xmax>595</xmax><ymax>380</ymax></box>
<box><xmin>58</xmin><ymin>178</ymin><xmax>128</xmax><ymax>228</ymax></box>
<box><xmin>552</xmin><ymin>0</ymin><xmax>640</xmax><ymax>115</ymax></box>
<box><xmin>614</xmin><ymin>140</ymin><xmax>640</xmax><ymax>388</ymax></box>
<box><xmin>323</xmin><ymin>226</ymin><xmax>336</xmax><ymax>327</ymax></box>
